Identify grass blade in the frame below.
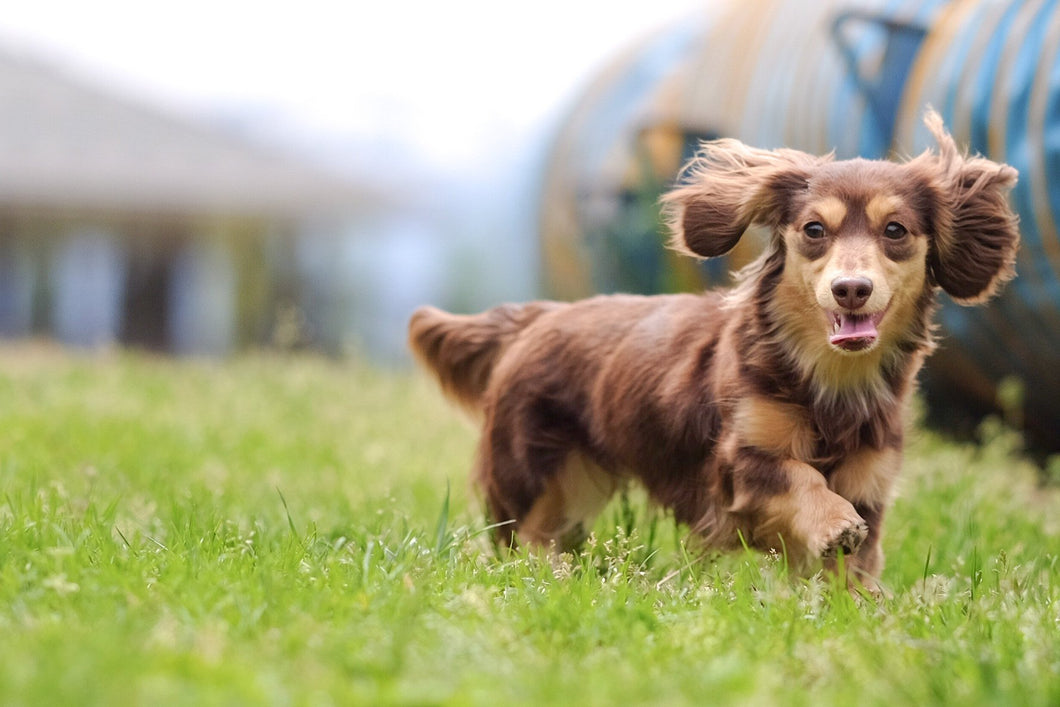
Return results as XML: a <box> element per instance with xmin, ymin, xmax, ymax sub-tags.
<box><xmin>276</xmin><ymin>487</ymin><xmax>301</xmax><ymax>540</ymax></box>
<box><xmin>434</xmin><ymin>479</ymin><xmax>451</xmax><ymax>555</ymax></box>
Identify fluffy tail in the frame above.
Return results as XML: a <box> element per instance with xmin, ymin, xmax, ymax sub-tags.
<box><xmin>408</xmin><ymin>302</ymin><xmax>557</xmax><ymax>413</ymax></box>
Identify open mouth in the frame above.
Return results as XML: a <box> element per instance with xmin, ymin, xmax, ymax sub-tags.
<box><xmin>829</xmin><ymin>309</ymin><xmax>887</xmax><ymax>352</ymax></box>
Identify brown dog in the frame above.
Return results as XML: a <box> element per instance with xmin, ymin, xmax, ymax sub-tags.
<box><xmin>408</xmin><ymin>112</ymin><xmax>1019</xmax><ymax>588</ymax></box>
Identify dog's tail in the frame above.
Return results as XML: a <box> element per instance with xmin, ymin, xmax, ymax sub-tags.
<box><xmin>408</xmin><ymin>302</ymin><xmax>557</xmax><ymax>413</ymax></box>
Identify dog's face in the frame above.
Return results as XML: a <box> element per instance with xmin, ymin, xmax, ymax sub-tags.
<box><xmin>663</xmin><ymin>112</ymin><xmax>1019</xmax><ymax>363</ymax></box>
<box><xmin>778</xmin><ymin>160</ymin><xmax>933</xmax><ymax>355</ymax></box>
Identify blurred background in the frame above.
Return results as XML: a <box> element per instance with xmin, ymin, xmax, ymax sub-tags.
<box><xmin>1</xmin><ymin>0</ymin><xmax>1059</xmax><ymax>454</ymax></box>
<box><xmin>0</xmin><ymin>0</ymin><xmax>705</xmax><ymax>359</ymax></box>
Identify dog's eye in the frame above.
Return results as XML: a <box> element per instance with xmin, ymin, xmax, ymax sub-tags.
<box><xmin>884</xmin><ymin>222</ymin><xmax>908</xmax><ymax>239</ymax></box>
<box><xmin>803</xmin><ymin>222</ymin><xmax>826</xmax><ymax>239</ymax></box>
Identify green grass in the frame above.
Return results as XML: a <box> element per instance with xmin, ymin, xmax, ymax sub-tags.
<box><xmin>0</xmin><ymin>344</ymin><xmax>1058</xmax><ymax>706</ymax></box>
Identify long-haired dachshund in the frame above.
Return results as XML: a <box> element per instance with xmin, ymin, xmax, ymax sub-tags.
<box><xmin>408</xmin><ymin>112</ymin><xmax>1019</xmax><ymax>588</ymax></box>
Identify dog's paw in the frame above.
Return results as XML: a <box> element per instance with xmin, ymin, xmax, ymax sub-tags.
<box><xmin>819</xmin><ymin>517</ymin><xmax>869</xmax><ymax>558</ymax></box>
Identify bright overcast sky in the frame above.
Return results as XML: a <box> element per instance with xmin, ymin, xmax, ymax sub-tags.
<box><xmin>0</xmin><ymin>0</ymin><xmax>707</xmax><ymax>168</ymax></box>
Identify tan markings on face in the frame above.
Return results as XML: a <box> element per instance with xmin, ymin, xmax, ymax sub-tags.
<box><xmin>814</xmin><ymin>236</ymin><xmax>892</xmax><ymax>313</ymax></box>
<box><xmin>865</xmin><ymin>194</ymin><xmax>904</xmax><ymax>228</ymax></box>
<box><xmin>781</xmin><ymin>224</ymin><xmax>829</xmax><ymax>303</ymax></box>
<box><xmin>811</xmin><ymin>196</ymin><xmax>848</xmax><ymax>231</ymax></box>
<box><xmin>776</xmin><ymin>227</ymin><xmax>834</xmax><ymax>354</ymax></box>
<box><xmin>773</xmin><ymin>255</ymin><xmax>889</xmax><ymax>390</ymax></box>
<box><xmin>733</xmin><ymin>396</ymin><xmax>816</xmax><ymax>461</ymax></box>
<box><xmin>874</xmin><ymin>236</ymin><xmax>931</xmax><ymax>351</ymax></box>
<box><xmin>773</xmin><ymin>196</ymin><xmax>932</xmax><ymax>389</ymax></box>
<box><xmin>810</xmin><ymin>192</ymin><xmax>930</xmax><ymax>319</ymax></box>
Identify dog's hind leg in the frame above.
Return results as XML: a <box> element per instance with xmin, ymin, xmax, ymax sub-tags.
<box><xmin>473</xmin><ymin>373</ymin><xmax>618</xmax><ymax>552</ymax></box>
<box><xmin>476</xmin><ymin>432</ymin><xmax>617</xmax><ymax>553</ymax></box>
<box><xmin>517</xmin><ymin>453</ymin><xmax>618</xmax><ymax>551</ymax></box>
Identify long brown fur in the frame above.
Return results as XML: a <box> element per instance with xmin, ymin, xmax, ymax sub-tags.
<box><xmin>408</xmin><ymin>112</ymin><xmax>1019</xmax><ymax>589</ymax></box>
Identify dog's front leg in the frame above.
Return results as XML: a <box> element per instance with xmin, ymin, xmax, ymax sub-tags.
<box><xmin>822</xmin><ymin>501</ymin><xmax>886</xmax><ymax>594</ymax></box>
<box><xmin>723</xmin><ymin>448</ymin><xmax>869</xmax><ymax>571</ymax></box>
<box><xmin>825</xmin><ymin>447</ymin><xmax>899</xmax><ymax>591</ymax></box>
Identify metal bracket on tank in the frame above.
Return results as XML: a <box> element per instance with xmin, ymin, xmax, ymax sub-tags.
<box><xmin>831</xmin><ymin>10</ymin><xmax>930</xmax><ymax>149</ymax></box>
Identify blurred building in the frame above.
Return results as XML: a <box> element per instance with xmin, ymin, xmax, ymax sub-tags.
<box><xmin>0</xmin><ymin>48</ymin><xmax>375</xmax><ymax>355</ymax></box>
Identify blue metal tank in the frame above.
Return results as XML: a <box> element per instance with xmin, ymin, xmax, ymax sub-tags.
<box><xmin>539</xmin><ymin>0</ymin><xmax>1060</xmax><ymax>451</ymax></box>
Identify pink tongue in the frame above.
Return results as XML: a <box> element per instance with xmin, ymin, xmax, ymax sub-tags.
<box><xmin>831</xmin><ymin>314</ymin><xmax>878</xmax><ymax>345</ymax></box>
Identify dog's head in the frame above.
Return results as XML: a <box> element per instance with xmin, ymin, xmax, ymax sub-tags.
<box><xmin>663</xmin><ymin>112</ymin><xmax>1019</xmax><ymax>358</ymax></box>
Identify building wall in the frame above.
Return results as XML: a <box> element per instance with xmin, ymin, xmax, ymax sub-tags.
<box><xmin>0</xmin><ymin>210</ymin><xmax>361</xmax><ymax>356</ymax></box>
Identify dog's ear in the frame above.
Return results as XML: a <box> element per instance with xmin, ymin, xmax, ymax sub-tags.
<box><xmin>662</xmin><ymin>140</ymin><xmax>825</xmax><ymax>258</ymax></box>
<box><xmin>914</xmin><ymin>111</ymin><xmax>1020</xmax><ymax>303</ymax></box>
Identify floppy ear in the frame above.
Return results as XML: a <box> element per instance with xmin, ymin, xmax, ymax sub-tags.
<box><xmin>661</xmin><ymin>139</ymin><xmax>826</xmax><ymax>258</ymax></box>
<box><xmin>917</xmin><ymin>111</ymin><xmax>1020</xmax><ymax>303</ymax></box>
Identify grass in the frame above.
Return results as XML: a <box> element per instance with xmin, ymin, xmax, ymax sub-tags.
<box><xmin>0</xmin><ymin>344</ymin><xmax>1058</xmax><ymax>706</ymax></box>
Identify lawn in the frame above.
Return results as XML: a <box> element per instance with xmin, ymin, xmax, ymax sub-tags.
<box><xmin>0</xmin><ymin>344</ymin><xmax>1057</xmax><ymax>706</ymax></box>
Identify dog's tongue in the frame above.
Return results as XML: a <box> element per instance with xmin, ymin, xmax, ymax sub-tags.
<box><xmin>830</xmin><ymin>314</ymin><xmax>878</xmax><ymax>349</ymax></box>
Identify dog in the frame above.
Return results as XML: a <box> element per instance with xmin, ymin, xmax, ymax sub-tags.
<box><xmin>408</xmin><ymin>112</ymin><xmax>1019</xmax><ymax>588</ymax></box>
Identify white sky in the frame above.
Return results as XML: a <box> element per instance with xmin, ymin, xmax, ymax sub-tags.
<box><xmin>0</xmin><ymin>0</ymin><xmax>707</xmax><ymax>170</ymax></box>
<box><xmin>0</xmin><ymin>0</ymin><xmax>716</xmax><ymax>345</ymax></box>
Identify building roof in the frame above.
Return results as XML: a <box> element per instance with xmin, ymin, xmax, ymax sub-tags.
<box><xmin>0</xmin><ymin>48</ymin><xmax>369</xmax><ymax>218</ymax></box>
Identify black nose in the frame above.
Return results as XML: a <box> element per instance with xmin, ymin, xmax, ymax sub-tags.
<box><xmin>831</xmin><ymin>276</ymin><xmax>873</xmax><ymax>310</ymax></box>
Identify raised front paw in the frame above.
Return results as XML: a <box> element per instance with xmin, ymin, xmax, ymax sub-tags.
<box><xmin>818</xmin><ymin>519</ymin><xmax>869</xmax><ymax>559</ymax></box>
<box><xmin>748</xmin><ymin>477</ymin><xmax>871</xmax><ymax>568</ymax></box>
<box><xmin>818</xmin><ymin>514</ymin><xmax>868</xmax><ymax>558</ymax></box>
